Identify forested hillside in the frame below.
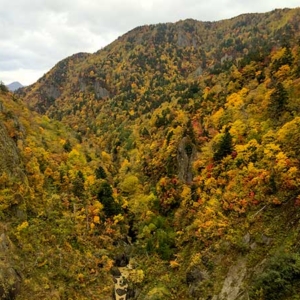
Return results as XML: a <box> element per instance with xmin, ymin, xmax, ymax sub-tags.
<box><xmin>2</xmin><ymin>7</ymin><xmax>300</xmax><ymax>299</ymax></box>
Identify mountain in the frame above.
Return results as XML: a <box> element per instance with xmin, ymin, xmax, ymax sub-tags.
<box><xmin>7</xmin><ymin>81</ymin><xmax>24</xmax><ymax>92</ymax></box>
<box><xmin>6</xmin><ymin>7</ymin><xmax>300</xmax><ymax>299</ymax></box>
<box><xmin>20</xmin><ymin>8</ymin><xmax>300</xmax><ymax>115</ymax></box>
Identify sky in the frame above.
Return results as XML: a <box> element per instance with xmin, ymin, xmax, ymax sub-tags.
<box><xmin>1</xmin><ymin>0</ymin><xmax>299</xmax><ymax>86</ymax></box>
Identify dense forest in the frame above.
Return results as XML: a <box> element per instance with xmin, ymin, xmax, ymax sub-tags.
<box><xmin>2</xmin><ymin>7</ymin><xmax>300</xmax><ymax>300</ymax></box>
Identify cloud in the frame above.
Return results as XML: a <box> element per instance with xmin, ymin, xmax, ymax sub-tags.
<box><xmin>0</xmin><ymin>0</ymin><xmax>299</xmax><ymax>85</ymax></box>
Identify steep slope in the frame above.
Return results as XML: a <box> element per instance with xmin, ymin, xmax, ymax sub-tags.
<box><xmin>12</xmin><ymin>7</ymin><xmax>300</xmax><ymax>300</ymax></box>
<box><xmin>0</xmin><ymin>86</ymin><xmax>127</xmax><ymax>300</ymax></box>
<box><xmin>18</xmin><ymin>52</ymin><xmax>90</xmax><ymax>114</ymax></box>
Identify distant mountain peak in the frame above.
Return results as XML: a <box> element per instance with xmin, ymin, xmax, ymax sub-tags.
<box><xmin>7</xmin><ymin>81</ymin><xmax>24</xmax><ymax>92</ymax></box>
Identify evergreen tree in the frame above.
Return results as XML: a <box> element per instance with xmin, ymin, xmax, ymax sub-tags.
<box><xmin>213</xmin><ymin>128</ymin><xmax>233</xmax><ymax>161</ymax></box>
<box><xmin>97</xmin><ymin>181</ymin><xmax>122</xmax><ymax>217</ymax></box>
<box><xmin>268</xmin><ymin>82</ymin><xmax>289</xmax><ymax>119</ymax></box>
<box><xmin>72</xmin><ymin>171</ymin><xmax>85</xmax><ymax>198</ymax></box>
<box><xmin>95</xmin><ymin>166</ymin><xmax>107</xmax><ymax>179</ymax></box>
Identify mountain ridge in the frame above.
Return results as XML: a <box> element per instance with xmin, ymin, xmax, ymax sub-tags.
<box><xmin>20</xmin><ymin>7</ymin><xmax>300</xmax><ymax>115</ymax></box>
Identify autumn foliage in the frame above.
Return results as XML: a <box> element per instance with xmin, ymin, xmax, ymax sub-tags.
<box><xmin>2</xmin><ymin>7</ymin><xmax>300</xmax><ymax>300</ymax></box>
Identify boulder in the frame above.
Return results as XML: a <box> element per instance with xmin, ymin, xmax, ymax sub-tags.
<box><xmin>186</xmin><ymin>266</ymin><xmax>207</xmax><ymax>298</ymax></box>
<box><xmin>115</xmin><ymin>254</ymin><xmax>129</xmax><ymax>267</ymax></box>
<box><xmin>186</xmin><ymin>266</ymin><xmax>204</xmax><ymax>285</ymax></box>
<box><xmin>217</xmin><ymin>258</ymin><xmax>247</xmax><ymax>300</ymax></box>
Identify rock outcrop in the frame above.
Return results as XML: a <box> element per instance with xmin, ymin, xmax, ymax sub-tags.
<box><xmin>0</xmin><ymin>121</ymin><xmax>22</xmax><ymax>178</ymax></box>
<box><xmin>0</xmin><ymin>234</ymin><xmax>21</xmax><ymax>300</ymax></box>
<box><xmin>186</xmin><ymin>265</ymin><xmax>207</xmax><ymax>299</ymax></box>
<box><xmin>177</xmin><ymin>137</ymin><xmax>196</xmax><ymax>183</ymax></box>
<box><xmin>213</xmin><ymin>258</ymin><xmax>247</xmax><ymax>300</ymax></box>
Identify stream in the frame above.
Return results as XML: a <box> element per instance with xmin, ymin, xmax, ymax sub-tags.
<box><xmin>113</xmin><ymin>266</ymin><xmax>131</xmax><ymax>300</ymax></box>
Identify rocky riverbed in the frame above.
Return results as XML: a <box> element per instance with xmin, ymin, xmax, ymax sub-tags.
<box><xmin>113</xmin><ymin>266</ymin><xmax>130</xmax><ymax>300</ymax></box>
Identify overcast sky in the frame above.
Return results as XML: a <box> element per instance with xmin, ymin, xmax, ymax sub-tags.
<box><xmin>1</xmin><ymin>0</ymin><xmax>299</xmax><ymax>85</ymax></box>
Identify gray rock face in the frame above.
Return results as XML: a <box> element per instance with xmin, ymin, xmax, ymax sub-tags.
<box><xmin>261</xmin><ymin>234</ymin><xmax>272</xmax><ymax>245</ymax></box>
<box><xmin>186</xmin><ymin>266</ymin><xmax>208</xmax><ymax>299</ymax></box>
<box><xmin>94</xmin><ymin>81</ymin><xmax>110</xmax><ymax>99</ymax></box>
<box><xmin>0</xmin><ymin>234</ymin><xmax>21</xmax><ymax>300</ymax></box>
<box><xmin>243</xmin><ymin>232</ymin><xmax>251</xmax><ymax>245</ymax></box>
<box><xmin>215</xmin><ymin>258</ymin><xmax>247</xmax><ymax>300</ymax></box>
<box><xmin>0</xmin><ymin>122</ymin><xmax>22</xmax><ymax>178</ymax></box>
<box><xmin>33</xmin><ymin>84</ymin><xmax>62</xmax><ymax>113</ymax></box>
<box><xmin>177</xmin><ymin>30</ymin><xmax>190</xmax><ymax>47</ymax></box>
<box><xmin>194</xmin><ymin>66</ymin><xmax>203</xmax><ymax>77</ymax></box>
<box><xmin>186</xmin><ymin>266</ymin><xmax>204</xmax><ymax>285</ymax></box>
<box><xmin>43</xmin><ymin>85</ymin><xmax>61</xmax><ymax>100</ymax></box>
<box><xmin>79</xmin><ymin>78</ymin><xmax>110</xmax><ymax>99</ymax></box>
<box><xmin>177</xmin><ymin>137</ymin><xmax>196</xmax><ymax>183</ymax></box>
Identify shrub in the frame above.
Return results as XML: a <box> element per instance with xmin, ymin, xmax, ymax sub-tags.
<box><xmin>251</xmin><ymin>252</ymin><xmax>300</xmax><ymax>299</ymax></box>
